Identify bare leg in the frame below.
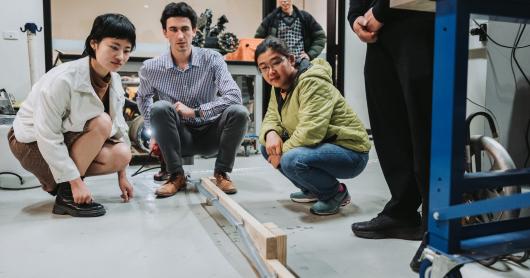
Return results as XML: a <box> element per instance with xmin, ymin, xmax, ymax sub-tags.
<box><xmin>86</xmin><ymin>141</ymin><xmax>133</xmax><ymax>202</ymax></box>
<box><xmin>85</xmin><ymin>142</ymin><xmax>132</xmax><ymax>176</ymax></box>
<box><xmin>70</xmin><ymin>113</ymin><xmax>112</xmax><ymax>176</ymax></box>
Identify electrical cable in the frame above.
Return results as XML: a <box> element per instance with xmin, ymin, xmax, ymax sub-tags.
<box><xmin>469</xmin><ymin>19</ymin><xmax>530</xmax><ymax>268</ymax></box>
<box><xmin>510</xmin><ymin>24</ymin><xmax>523</xmax><ymax>92</ymax></box>
<box><xmin>524</xmin><ymin>119</ymin><xmax>530</xmax><ymax>168</ymax></box>
<box><xmin>508</xmin><ymin>25</ymin><xmax>530</xmax><ymax>168</ymax></box>
<box><xmin>131</xmin><ymin>166</ymin><xmax>161</xmax><ymax>177</ymax></box>
<box><xmin>472</xmin><ymin>19</ymin><xmax>530</xmax><ymax>49</ymax></box>
<box><xmin>479</xmin><ymin>250</ymin><xmax>530</xmax><ymax>268</ymax></box>
<box><xmin>474</xmin><ymin>22</ymin><xmax>530</xmax><ymax>165</ymax></box>
<box><xmin>0</xmin><ymin>172</ymin><xmax>24</xmax><ymax>185</ymax></box>
<box><xmin>131</xmin><ymin>150</ymin><xmax>161</xmax><ymax>177</ymax></box>
<box><xmin>0</xmin><ymin>172</ymin><xmax>39</xmax><ymax>190</ymax></box>
<box><xmin>511</xmin><ymin>25</ymin><xmax>530</xmax><ymax>88</ymax></box>
<box><xmin>466</xmin><ymin>97</ymin><xmax>499</xmax><ymax>128</ymax></box>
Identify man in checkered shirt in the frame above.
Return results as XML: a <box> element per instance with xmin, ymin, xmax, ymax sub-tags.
<box><xmin>137</xmin><ymin>2</ymin><xmax>249</xmax><ymax>197</ymax></box>
<box><xmin>255</xmin><ymin>0</ymin><xmax>326</xmax><ymax>61</ymax></box>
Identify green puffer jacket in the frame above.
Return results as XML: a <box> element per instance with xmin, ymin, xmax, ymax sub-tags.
<box><xmin>259</xmin><ymin>58</ymin><xmax>371</xmax><ymax>154</ymax></box>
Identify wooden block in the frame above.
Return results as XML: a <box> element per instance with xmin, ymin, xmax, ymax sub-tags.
<box><xmin>264</xmin><ymin>222</ymin><xmax>287</xmax><ymax>265</ymax></box>
<box><xmin>390</xmin><ymin>0</ymin><xmax>436</xmax><ymax>12</ymax></box>
<box><xmin>201</xmin><ymin>178</ymin><xmax>277</xmax><ymax>259</ymax></box>
<box><xmin>267</xmin><ymin>259</ymin><xmax>295</xmax><ymax>278</ymax></box>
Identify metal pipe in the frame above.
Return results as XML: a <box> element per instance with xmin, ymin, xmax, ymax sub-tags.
<box><xmin>472</xmin><ymin>135</ymin><xmax>516</xmax><ymax>171</ymax></box>
<box><xmin>195</xmin><ymin>182</ymin><xmax>275</xmax><ymax>278</ymax></box>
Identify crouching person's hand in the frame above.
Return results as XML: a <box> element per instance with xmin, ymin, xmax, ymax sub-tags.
<box><xmin>118</xmin><ymin>170</ymin><xmax>134</xmax><ymax>202</ymax></box>
<box><xmin>70</xmin><ymin>178</ymin><xmax>93</xmax><ymax>204</ymax></box>
<box><xmin>265</xmin><ymin>131</ymin><xmax>283</xmax><ymax>157</ymax></box>
<box><xmin>268</xmin><ymin>154</ymin><xmax>281</xmax><ymax>169</ymax></box>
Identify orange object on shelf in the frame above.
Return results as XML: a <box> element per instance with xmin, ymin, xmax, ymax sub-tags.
<box><xmin>224</xmin><ymin>38</ymin><xmax>264</xmax><ymax>62</ymax></box>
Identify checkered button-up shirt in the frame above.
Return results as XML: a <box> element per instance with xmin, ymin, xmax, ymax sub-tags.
<box><xmin>137</xmin><ymin>47</ymin><xmax>242</xmax><ymax>130</ymax></box>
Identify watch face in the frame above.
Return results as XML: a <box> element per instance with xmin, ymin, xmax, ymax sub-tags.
<box><xmin>195</xmin><ymin>109</ymin><xmax>201</xmax><ymax>118</ymax></box>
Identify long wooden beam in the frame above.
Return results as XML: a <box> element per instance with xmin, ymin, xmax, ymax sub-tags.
<box><xmin>200</xmin><ymin>178</ymin><xmax>294</xmax><ymax>278</ymax></box>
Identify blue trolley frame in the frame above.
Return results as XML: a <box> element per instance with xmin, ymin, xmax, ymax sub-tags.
<box><xmin>426</xmin><ymin>0</ymin><xmax>530</xmax><ymax>275</ymax></box>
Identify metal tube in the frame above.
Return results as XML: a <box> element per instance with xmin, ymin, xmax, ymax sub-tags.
<box><xmin>195</xmin><ymin>182</ymin><xmax>275</xmax><ymax>278</ymax></box>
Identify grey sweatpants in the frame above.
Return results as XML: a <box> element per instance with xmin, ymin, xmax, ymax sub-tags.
<box><xmin>150</xmin><ymin>101</ymin><xmax>249</xmax><ymax>174</ymax></box>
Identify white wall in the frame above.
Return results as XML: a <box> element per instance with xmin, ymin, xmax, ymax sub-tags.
<box><xmin>467</xmin><ymin>18</ymin><xmax>489</xmax><ymax>138</ymax></box>
<box><xmin>0</xmin><ymin>0</ymin><xmax>45</xmax><ymax>102</ymax></box>
<box><xmin>485</xmin><ymin>21</ymin><xmax>530</xmax><ymax>168</ymax></box>
<box><xmin>51</xmin><ymin>0</ymin><xmax>262</xmax><ymax>56</ymax></box>
<box><xmin>343</xmin><ymin>0</ymin><xmax>370</xmax><ymax>128</ymax></box>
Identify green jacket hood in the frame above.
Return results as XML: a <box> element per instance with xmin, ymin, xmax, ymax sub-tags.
<box><xmin>299</xmin><ymin>58</ymin><xmax>333</xmax><ymax>84</ymax></box>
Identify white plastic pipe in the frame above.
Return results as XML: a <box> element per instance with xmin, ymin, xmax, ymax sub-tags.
<box><xmin>26</xmin><ymin>32</ymin><xmax>39</xmax><ymax>86</ymax></box>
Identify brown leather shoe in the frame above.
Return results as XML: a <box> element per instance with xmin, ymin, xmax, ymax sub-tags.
<box><xmin>153</xmin><ymin>170</ymin><xmax>170</xmax><ymax>181</ymax></box>
<box><xmin>154</xmin><ymin>155</ymin><xmax>169</xmax><ymax>181</ymax></box>
<box><xmin>214</xmin><ymin>171</ymin><xmax>237</xmax><ymax>194</ymax></box>
<box><xmin>155</xmin><ymin>174</ymin><xmax>187</xmax><ymax>197</ymax></box>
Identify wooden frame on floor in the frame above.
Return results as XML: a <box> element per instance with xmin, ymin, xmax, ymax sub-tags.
<box><xmin>201</xmin><ymin>177</ymin><xmax>294</xmax><ymax>277</ymax></box>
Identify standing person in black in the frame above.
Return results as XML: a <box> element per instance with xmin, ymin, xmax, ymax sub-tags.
<box><xmin>348</xmin><ymin>0</ymin><xmax>434</xmax><ymax>271</ymax></box>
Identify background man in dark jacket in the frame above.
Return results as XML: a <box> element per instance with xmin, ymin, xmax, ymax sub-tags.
<box><xmin>348</xmin><ymin>0</ymin><xmax>435</xmax><ymax>272</ymax></box>
<box><xmin>255</xmin><ymin>0</ymin><xmax>326</xmax><ymax>60</ymax></box>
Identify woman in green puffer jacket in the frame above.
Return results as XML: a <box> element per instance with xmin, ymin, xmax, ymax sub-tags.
<box><xmin>256</xmin><ymin>37</ymin><xmax>371</xmax><ymax>215</ymax></box>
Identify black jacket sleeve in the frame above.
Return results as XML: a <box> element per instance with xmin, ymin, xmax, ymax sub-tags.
<box><xmin>372</xmin><ymin>0</ymin><xmax>389</xmax><ymax>23</ymax></box>
<box><xmin>348</xmin><ymin>0</ymin><xmax>367</xmax><ymax>29</ymax></box>
<box><xmin>348</xmin><ymin>0</ymin><xmax>390</xmax><ymax>29</ymax></box>
<box><xmin>255</xmin><ymin>12</ymin><xmax>275</xmax><ymax>38</ymax></box>
<box><xmin>300</xmin><ymin>10</ymin><xmax>327</xmax><ymax>59</ymax></box>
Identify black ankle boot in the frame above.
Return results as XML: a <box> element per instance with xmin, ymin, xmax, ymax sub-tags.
<box><xmin>52</xmin><ymin>182</ymin><xmax>106</xmax><ymax>217</ymax></box>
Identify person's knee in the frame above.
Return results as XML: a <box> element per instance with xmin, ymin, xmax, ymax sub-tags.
<box><xmin>151</xmin><ymin>101</ymin><xmax>175</xmax><ymax>120</ymax></box>
<box><xmin>87</xmin><ymin>113</ymin><xmax>112</xmax><ymax>138</ymax></box>
<box><xmin>113</xmin><ymin>143</ymin><xmax>132</xmax><ymax>169</ymax></box>
<box><xmin>280</xmin><ymin>150</ymin><xmax>301</xmax><ymax>174</ymax></box>
<box><xmin>226</xmin><ymin>105</ymin><xmax>249</xmax><ymax>123</ymax></box>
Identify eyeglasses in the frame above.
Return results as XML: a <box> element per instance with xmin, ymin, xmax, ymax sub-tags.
<box><xmin>258</xmin><ymin>56</ymin><xmax>286</xmax><ymax>74</ymax></box>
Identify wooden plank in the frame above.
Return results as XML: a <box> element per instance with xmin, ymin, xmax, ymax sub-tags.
<box><xmin>264</xmin><ymin>222</ymin><xmax>287</xmax><ymax>265</ymax></box>
<box><xmin>267</xmin><ymin>260</ymin><xmax>295</xmax><ymax>278</ymax></box>
<box><xmin>201</xmin><ymin>178</ymin><xmax>277</xmax><ymax>260</ymax></box>
<box><xmin>200</xmin><ymin>178</ymin><xmax>296</xmax><ymax>277</ymax></box>
<box><xmin>390</xmin><ymin>0</ymin><xmax>436</xmax><ymax>12</ymax></box>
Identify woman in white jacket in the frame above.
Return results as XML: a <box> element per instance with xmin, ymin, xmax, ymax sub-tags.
<box><xmin>8</xmin><ymin>14</ymin><xmax>136</xmax><ymax>217</ymax></box>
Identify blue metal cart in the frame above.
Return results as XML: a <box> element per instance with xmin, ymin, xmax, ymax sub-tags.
<box><xmin>422</xmin><ymin>0</ymin><xmax>530</xmax><ymax>277</ymax></box>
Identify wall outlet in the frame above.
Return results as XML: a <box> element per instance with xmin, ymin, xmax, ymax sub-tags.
<box><xmin>2</xmin><ymin>31</ymin><xmax>19</xmax><ymax>40</ymax></box>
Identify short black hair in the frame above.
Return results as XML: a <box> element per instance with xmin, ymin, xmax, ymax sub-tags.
<box><xmin>83</xmin><ymin>13</ymin><xmax>136</xmax><ymax>58</ymax></box>
<box><xmin>160</xmin><ymin>2</ymin><xmax>197</xmax><ymax>29</ymax></box>
<box><xmin>254</xmin><ymin>37</ymin><xmax>291</xmax><ymax>65</ymax></box>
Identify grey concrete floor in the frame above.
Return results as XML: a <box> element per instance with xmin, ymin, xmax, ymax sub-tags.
<box><xmin>1</xmin><ymin>150</ymin><xmax>529</xmax><ymax>278</ymax></box>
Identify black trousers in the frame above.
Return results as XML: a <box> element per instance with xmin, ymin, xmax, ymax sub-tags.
<box><xmin>150</xmin><ymin>101</ymin><xmax>249</xmax><ymax>174</ymax></box>
<box><xmin>364</xmin><ymin>11</ymin><xmax>435</xmax><ymax>229</ymax></box>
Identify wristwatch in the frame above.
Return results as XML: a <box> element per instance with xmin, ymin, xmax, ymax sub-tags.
<box><xmin>194</xmin><ymin>108</ymin><xmax>201</xmax><ymax>118</ymax></box>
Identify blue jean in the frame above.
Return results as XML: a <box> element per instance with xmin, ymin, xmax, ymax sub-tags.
<box><xmin>261</xmin><ymin>143</ymin><xmax>369</xmax><ymax>200</ymax></box>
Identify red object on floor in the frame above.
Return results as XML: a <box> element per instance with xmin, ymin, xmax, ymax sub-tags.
<box><xmin>151</xmin><ymin>142</ymin><xmax>161</xmax><ymax>156</ymax></box>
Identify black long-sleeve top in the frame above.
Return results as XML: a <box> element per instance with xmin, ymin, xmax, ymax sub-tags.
<box><xmin>347</xmin><ymin>0</ymin><xmax>389</xmax><ymax>29</ymax></box>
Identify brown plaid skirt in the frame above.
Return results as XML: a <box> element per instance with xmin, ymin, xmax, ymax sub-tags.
<box><xmin>7</xmin><ymin>127</ymin><xmax>86</xmax><ymax>193</ymax></box>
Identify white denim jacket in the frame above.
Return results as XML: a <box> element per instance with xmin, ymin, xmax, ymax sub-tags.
<box><xmin>13</xmin><ymin>56</ymin><xmax>129</xmax><ymax>183</ymax></box>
